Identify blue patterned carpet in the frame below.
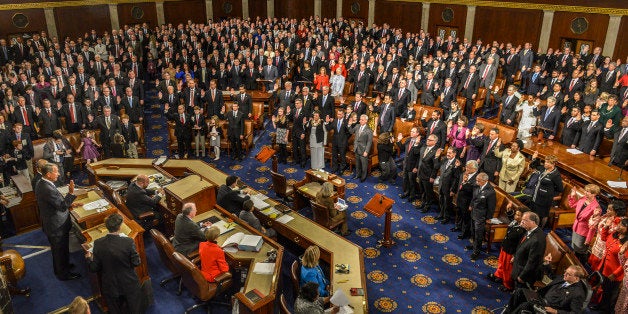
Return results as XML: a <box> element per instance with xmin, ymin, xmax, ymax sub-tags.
<box><xmin>7</xmin><ymin>87</ymin><xmax>529</xmax><ymax>313</ymax></box>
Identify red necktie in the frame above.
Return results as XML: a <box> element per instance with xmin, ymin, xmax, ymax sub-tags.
<box><xmin>482</xmin><ymin>66</ymin><xmax>490</xmax><ymax>79</ymax></box>
<box><xmin>180</xmin><ymin>115</ymin><xmax>184</xmax><ymax>123</ymax></box>
<box><xmin>569</xmin><ymin>79</ymin><xmax>576</xmax><ymax>91</ymax></box>
<box><xmin>22</xmin><ymin>107</ymin><xmax>29</xmax><ymax>126</ymax></box>
<box><xmin>464</xmin><ymin>74</ymin><xmax>472</xmax><ymax>89</ymax></box>
<box><xmin>430</xmin><ymin>121</ymin><xmax>436</xmax><ymax>133</ymax></box>
<box><xmin>486</xmin><ymin>140</ymin><xmax>493</xmax><ymax>154</ymax></box>
<box><xmin>70</xmin><ymin>104</ymin><xmax>75</xmax><ymax>123</ymax></box>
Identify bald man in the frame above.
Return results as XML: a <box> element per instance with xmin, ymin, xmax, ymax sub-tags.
<box><xmin>125</xmin><ymin>174</ymin><xmax>163</xmax><ymax>224</ymax></box>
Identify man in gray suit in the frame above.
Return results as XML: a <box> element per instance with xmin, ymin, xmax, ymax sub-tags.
<box><xmin>260</xmin><ymin>58</ymin><xmax>279</xmax><ymax>90</ymax></box>
<box><xmin>274</xmin><ymin>81</ymin><xmax>296</xmax><ymax>110</ymax></box>
<box><xmin>478</xmin><ymin>57</ymin><xmax>498</xmax><ymax>107</ymax></box>
<box><xmin>35</xmin><ymin>163</ymin><xmax>80</xmax><ymax>281</ymax></box>
<box><xmin>350</xmin><ymin>114</ymin><xmax>373</xmax><ymax>182</ymax></box>
<box><xmin>172</xmin><ymin>203</ymin><xmax>209</xmax><ymax>256</ymax></box>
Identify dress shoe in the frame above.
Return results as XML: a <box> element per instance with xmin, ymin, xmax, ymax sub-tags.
<box><xmin>486</xmin><ymin>273</ymin><xmax>501</xmax><ymax>283</ymax></box>
<box><xmin>400</xmin><ymin>193</ymin><xmax>409</xmax><ymax>199</ymax></box>
<box><xmin>497</xmin><ymin>285</ymin><xmax>512</xmax><ymax>292</ymax></box>
<box><xmin>457</xmin><ymin>234</ymin><xmax>469</xmax><ymax>240</ymax></box>
<box><xmin>352</xmin><ymin>176</ymin><xmax>359</xmax><ymax>180</ymax></box>
<box><xmin>58</xmin><ymin>272</ymin><xmax>81</xmax><ymax>281</ymax></box>
<box><xmin>68</xmin><ymin>263</ymin><xmax>76</xmax><ymax>269</ymax></box>
<box><xmin>450</xmin><ymin>227</ymin><xmax>461</xmax><ymax>232</ymax></box>
<box><xmin>470</xmin><ymin>252</ymin><xmax>480</xmax><ymax>260</ymax></box>
<box><xmin>360</xmin><ymin>178</ymin><xmax>366</xmax><ymax>183</ymax></box>
<box><xmin>465</xmin><ymin>245</ymin><xmax>475</xmax><ymax>250</ymax></box>
<box><xmin>440</xmin><ymin>218</ymin><xmax>450</xmax><ymax>224</ymax></box>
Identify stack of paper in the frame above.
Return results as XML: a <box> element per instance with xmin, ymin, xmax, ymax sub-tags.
<box><xmin>327</xmin><ymin>290</ymin><xmax>353</xmax><ymax>314</ymax></box>
<box><xmin>250</xmin><ymin>194</ymin><xmax>271</xmax><ymax>210</ymax></box>
<box><xmin>213</xmin><ymin>220</ymin><xmax>236</xmax><ymax>235</ymax></box>
<box><xmin>253</xmin><ymin>262</ymin><xmax>275</xmax><ymax>275</ymax></box>
<box><xmin>83</xmin><ymin>199</ymin><xmax>110</xmax><ymax>211</ymax></box>
<box><xmin>566</xmin><ymin>148</ymin><xmax>583</xmax><ymax>155</ymax></box>
<box><xmin>608</xmin><ymin>181</ymin><xmax>627</xmax><ymax>188</ymax></box>
<box><xmin>275</xmin><ymin>215</ymin><xmax>294</xmax><ymax>224</ymax></box>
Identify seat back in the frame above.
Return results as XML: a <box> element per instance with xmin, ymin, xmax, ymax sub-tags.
<box><xmin>279</xmin><ymin>293</ymin><xmax>291</xmax><ymax>314</ymax></box>
<box><xmin>290</xmin><ymin>260</ymin><xmax>300</xmax><ymax>293</ymax></box>
<box><xmin>581</xmin><ymin>279</ymin><xmax>593</xmax><ymax>311</ymax></box>
<box><xmin>270</xmin><ymin>170</ymin><xmax>288</xmax><ymax>198</ymax></box>
<box><xmin>112</xmin><ymin>191</ymin><xmax>135</xmax><ymax>220</ymax></box>
<box><xmin>150</xmin><ymin>229</ymin><xmax>178</xmax><ymax>274</ymax></box>
<box><xmin>96</xmin><ymin>180</ymin><xmax>114</xmax><ymax>200</ymax></box>
<box><xmin>476</xmin><ymin>117</ymin><xmax>517</xmax><ymax>144</ymax></box>
<box><xmin>171</xmin><ymin>252</ymin><xmax>214</xmax><ymax>301</ymax></box>
<box><xmin>311</xmin><ymin>201</ymin><xmax>332</xmax><ymax>228</ymax></box>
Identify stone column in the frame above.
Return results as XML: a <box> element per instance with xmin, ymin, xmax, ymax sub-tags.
<box><xmin>205</xmin><ymin>0</ymin><xmax>213</xmax><ymax>21</ymax></box>
<box><xmin>603</xmin><ymin>15</ymin><xmax>621</xmax><ymax>57</ymax></box>
<box><xmin>314</xmin><ymin>0</ymin><xmax>322</xmax><ymax>17</ymax></box>
<box><xmin>368</xmin><ymin>0</ymin><xmax>375</xmax><ymax>26</ymax></box>
<box><xmin>337</xmin><ymin>0</ymin><xmax>342</xmax><ymax>18</ymax></box>
<box><xmin>44</xmin><ymin>8</ymin><xmax>58</xmax><ymax>39</ymax></box>
<box><xmin>464</xmin><ymin>6</ymin><xmax>476</xmax><ymax>40</ymax></box>
<box><xmin>267</xmin><ymin>0</ymin><xmax>274</xmax><ymax>18</ymax></box>
<box><xmin>242</xmin><ymin>0</ymin><xmax>249</xmax><ymax>19</ymax></box>
<box><xmin>109</xmin><ymin>4</ymin><xmax>120</xmax><ymax>31</ymax></box>
<box><xmin>538</xmin><ymin>10</ymin><xmax>554</xmax><ymax>53</ymax></box>
<box><xmin>156</xmin><ymin>2</ymin><xmax>165</xmax><ymax>25</ymax></box>
<box><xmin>421</xmin><ymin>3</ymin><xmax>430</xmax><ymax>32</ymax></box>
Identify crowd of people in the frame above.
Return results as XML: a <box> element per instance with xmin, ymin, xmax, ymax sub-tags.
<box><xmin>0</xmin><ymin>12</ymin><xmax>625</xmax><ymax>314</ymax></box>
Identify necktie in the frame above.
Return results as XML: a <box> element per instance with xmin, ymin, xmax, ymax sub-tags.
<box><xmin>532</xmin><ymin>73</ymin><xmax>538</xmax><ymax>82</ymax></box>
<box><xmin>323</xmin><ymin>95</ymin><xmax>327</xmax><ymax>106</ymax></box>
<box><xmin>380</xmin><ymin>105</ymin><xmax>387</xmax><ymax>124</ymax></box>
<box><xmin>423</xmin><ymin>147</ymin><xmax>431</xmax><ymax>158</ymax></box>
<box><xmin>129</xmin><ymin>97</ymin><xmax>132</xmax><ymax>108</ymax></box>
<box><xmin>566</xmin><ymin>118</ymin><xmax>574</xmax><ymax>128</ymax></box>
<box><xmin>507</xmin><ymin>55</ymin><xmax>513</xmax><ymax>64</ymax></box>
<box><xmin>70</xmin><ymin>104</ymin><xmax>75</xmax><ymax>123</ymax></box>
<box><xmin>106</xmin><ymin>117</ymin><xmax>111</xmax><ymax>128</ymax></box>
<box><xmin>180</xmin><ymin>115</ymin><xmax>184</xmax><ymax>124</ymax></box>
<box><xmin>430</xmin><ymin>121</ymin><xmax>436</xmax><ymax>133</ymax></box>
<box><xmin>47</xmin><ymin>109</ymin><xmax>51</xmax><ymax>117</ymax></box>
<box><xmin>606</xmin><ymin>71</ymin><xmax>612</xmax><ymax>82</ymax></box>
<box><xmin>190</xmin><ymin>90</ymin><xmax>194</xmax><ymax>106</ymax></box>
<box><xmin>486</xmin><ymin>140</ymin><xmax>494</xmax><ymax>154</ymax></box>
<box><xmin>544</xmin><ymin>107</ymin><xmax>552</xmax><ymax>121</ymax></box>
<box><xmin>22</xmin><ymin>107</ymin><xmax>29</xmax><ymax>126</ymax></box>
<box><xmin>587</xmin><ymin>122</ymin><xmax>595</xmax><ymax>132</ymax></box>
<box><xmin>619</xmin><ymin>128</ymin><xmax>628</xmax><ymax>141</ymax></box>
<box><xmin>569</xmin><ymin>79</ymin><xmax>576</xmax><ymax>91</ymax></box>
<box><xmin>482</xmin><ymin>65</ymin><xmax>490</xmax><ymax>79</ymax></box>
<box><xmin>464</xmin><ymin>74</ymin><xmax>472</xmax><ymax>89</ymax></box>
<box><xmin>398</xmin><ymin>89</ymin><xmax>403</xmax><ymax>99</ymax></box>
<box><xmin>337</xmin><ymin>119</ymin><xmax>341</xmax><ymax>132</ymax></box>
<box><xmin>170</xmin><ymin>94</ymin><xmax>173</xmax><ymax>103</ymax></box>
<box><xmin>16</xmin><ymin>133</ymin><xmax>20</xmax><ymax>141</ymax></box>
<box><xmin>505</xmin><ymin>96</ymin><xmax>511</xmax><ymax>105</ymax></box>
<box><xmin>358</xmin><ymin>72</ymin><xmax>362</xmax><ymax>81</ymax></box>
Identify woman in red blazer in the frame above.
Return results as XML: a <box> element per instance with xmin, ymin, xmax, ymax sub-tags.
<box><xmin>592</xmin><ymin>218</ymin><xmax>628</xmax><ymax>312</ymax></box>
<box><xmin>568</xmin><ymin>183</ymin><xmax>600</xmax><ymax>260</ymax></box>
<box><xmin>199</xmin><ymin>226</ymin><xmax>229</xmax><ymax>282</ymax></box>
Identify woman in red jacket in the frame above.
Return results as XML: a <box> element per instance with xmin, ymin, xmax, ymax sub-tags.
<box><xmin>199</xmin><ymin>226</ymin><xmax>229</xmax><ymax>282</ymax></box>
<box><xmin>591</xmin><ymin>217</ymin><xmax>628</xmax><ymax>311</ymax></box>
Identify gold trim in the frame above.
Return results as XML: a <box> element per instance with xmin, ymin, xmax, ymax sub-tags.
<box><xmin>388</xmin><ymin>0</ymin><xmax>628</xmax><ymax>16</ymax></box>
<box><xmin>0</xmin><ymin>0</ymin><xmax>185</xmax><ymax>11</ymax></box>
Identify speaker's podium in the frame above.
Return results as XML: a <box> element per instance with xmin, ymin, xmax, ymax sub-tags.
<box><xmin>363</xmin><ymin>193</ymin><xmax>395</xmax><ymax>247</ymax></box>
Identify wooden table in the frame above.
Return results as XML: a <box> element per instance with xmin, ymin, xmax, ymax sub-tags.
<box><xmin>522</xmin><ymin>140</ymin><xmax>628</xmax><ymax>200</ymax></box>
<box><xmin>161</xmin><ymin>175</ymin><xmax>216</xmax><ymax>235</ymax></box>
<box><xmin>193</xmin><ymin>207</ymin><xmax>283</xmax><ymax>314</ymax></box>
<box><xmin>81</xmin><ymin>209</ymin><xmax>148</xmax><ymax>311</ymax></box>
<box><xmin>70</xmin><ymin>188</ymin><xmax>117</xmax><ymax>229</ymax></box>
<box><xmin>5</xmin><ymin>174</ymin><xmax>39</xmax><ymax>234</ymax></box>
<box><xmin>293</xmin><ymin>169</ymin><xmax>346</xmax><ymax>211</ymax></box>
<box><xmin>87</xmin><ymin>158</ymin><xmax>170</xmax><ymax>184</ymax></box>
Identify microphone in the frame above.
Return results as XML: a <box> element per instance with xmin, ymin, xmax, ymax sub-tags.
<box><xmin>379</xmin><ymin>195</ymin><xmax>384</xmax><ymax>204</ymax></box>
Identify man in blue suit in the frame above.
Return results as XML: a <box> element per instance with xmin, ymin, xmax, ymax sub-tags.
<box><xmin>534</xmin><ymin>96</ymin><xmax>561</xmax><ymax>140</ymax></box>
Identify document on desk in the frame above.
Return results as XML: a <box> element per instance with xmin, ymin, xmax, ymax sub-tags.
<box><xmin>253</xmin><ymin>262</ymin><xmax>275</xmax><ymax>275</ymax></box>
<box><xmin>608</xmin><ymin>181</ymin><xmax>628</xmax><ymax>188</ymax></box>
<box><xmin>275</xmin><ymin>215</ymin><xmax>294</xmax><ymax>224</ymax></box>
<box><xmin>213</xmin><ymin>220</ymin><xmax>236</xmax><ymax>235</ymax></box>
<box><xmin>250</xmin><ymin>194</ymin><xmax>271</xmax><ymax>210</ymax></box>
<box><xmin>566</xmin><ymin>148</ymin><xmax>583</xmax><ymax>155</ymax></box>
<box><xmin>83</xmin><ymin>199</ymin><xmax>110</xmax><ymax>211</ymax></box>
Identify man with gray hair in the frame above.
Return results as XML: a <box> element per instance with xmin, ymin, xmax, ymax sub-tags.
<box><xmin>173</xmin><ymin>203</ymin><xmax>210</xmax><ymax>256</ymax></box>
<box><xmin>466</xmin><ymin>172</ymin><xmax>496</xmax><ymax>260</ymax></box>
<box><xmin>453</xmin><ymin>160</ymin><xmax>479</xmax><ymax>240</ymax></box>
<box><xmin>350</xmin><ymin>114</ymin><xmax>373</xmax><ymax>182</ymax></box>
<box><xmin>511</xmin><ymin>211</ymin><xmax>546</xmax><ymax>289</ymax></box>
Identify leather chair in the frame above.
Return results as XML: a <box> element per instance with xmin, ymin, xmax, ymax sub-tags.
<box><xmin>270</xmin><ymin>170</ymin><xmax>294</xmax><ymax>202</ymax></box>
<box><xmin>0</xmin><ymin>237</ymin><xmax>30</xmax><ymax>296</ymax></box>
<box><xmin>112</xmin><ymin>190</ymin><xmax>158</xmax><ymax>230</ymax></box>
<box><xmin>279</xmin><ymin>293</ymin><xmax>291</xmax><ymax>314</ymax></box>
<box><xmin>171</xmin><ymin>252</ymin><xmax>233</xmax><ymax>314</ymax></box>
<box><xmin>290</xmin><ymin>260</ymin><xmax>300</xmax><ymax>293</ymax></box>
<box><xmin>149</xmin><ymin>229</ymin><xmax>182</xmax><ymax>293</ymax></box>
<box><xmin>311</xmin><ymin>201</ymin><xmax>344</xmax><ymax>231</ymax></box>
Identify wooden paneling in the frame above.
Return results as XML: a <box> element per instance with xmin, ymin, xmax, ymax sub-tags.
<box><xmin>54</xmin><ymin>5</ymin><xmax>110</xmax><ymax>40</ymax></box>
<box><xmin>164</xmin><ymin>0</ymin><xmax>206</xmax><ymax>24</ymax></box>
<box><xmin>321</xmin><ymin>0</ymin><xmax>336</xmax><ymax>19</ymax></box>
<box><xmin>374</xmin><ymin>1</ymin><xmax>421</xmax><ymax>33</ymax></box>
<box><xmin>274</xmin><ymin>0</ymin><xmax>314</xmax><ymax>20</ymax></box>
<box><xmin>500</xmin><ymin>0</ymin><xmax>628</xmax><ymax>9</ymax></box>
<box><xmin>428</xmin><ymin>4</ymin><xmax>467</xmax><ymax>38</ymax></box>
<box><xmin>614</xmin><ymin>16</ymin><xmax>628</xmax><ymax>60</ymax></box>
<box><xmin>473</xmin><ymin>7</ymin><xmax>542</xmax><ymax>46</ymax></box>
<box><xmin>342</xmin><ymin>0</ymin><xmax>368</xmax><ymax>22</ymax></box>
<box><xmin>249</xmin><ymin>0</ymin><xmax>267</xmax><ymax>19</ymax></box>
<box><xmin>117</xmin><ymin>2</ymin><xmax>158</xmax><ymax>27</ymax></box>
<box><xmin>548</xmin><ymin>11</ymin><xmax>608</xmax><ymax>52</ymax></box>
<box><xmin>0</xmin><ymin>9</ymin><xmax>47</xmax><ymax>39</ymax></box>
<box><xmin>212</xmin><ymin>0</ymin><xmax>242</xmax><ymax>20</ymax></box>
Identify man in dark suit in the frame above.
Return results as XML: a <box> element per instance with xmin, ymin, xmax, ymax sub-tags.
<box><xmin>274</xmin><ymin>81</ymin><xmax>296</xmax><ymax>110</ymax></box>
<box><xmin>35</xmin><ymin>163</ymin><xmax>80</xmax><ymax>281</ymax></box>
<box><xmin>231</xmin><ymin>85</ymin><xmax>253</xmax><ymax>119</ymax></box>
<box><xmin>458</xmin><ymin>64</ymin><xmax>480</xmax><ymax>119</ymax></box>
<box><xmin>560</xmin><ymin>107</ymin><xmax>583</xmax><ymax>147</ymax></box>
<box><xmin>59</xmin><ymin>94</ymin><xmax>83</xmax><ymax>133</ymax></box>
<box><xmin>166</xmin><ymin>104</ymin><xmax>192</xmax><ymax>158</ymax></box>
<box><xmin>466</xmin><ymin>172</ymin><xmax>496</xmax><ymax>260</ymax></box>
<box><xmin>195</xmin><ymin>60</ymin><xmax>212</xmax><ymax>90</ymax></box>
<box><xmin>126</xmin><ymin>70</ymin><xmax>144</xmax><ymax>105</ymax></box>
<box><xmin>226</xmin><ymin>102</ymin><xmax>245</xmax><ymax>161</ymax></box>
<box><xmin>217</xmin><ymin>175</ymin><xmax>250</xmax><ymax>214</ymax></box>
<box><xmin>202</xmin><ymin>80</ymin><xmax>223</xmax><ymax>118</ymax></box>
<box><xmin>606</xmin><ymin>115</ymin><xmax>628</xmax><ymax>167</ymax></box>
<box><xmin>287</xmin><ymin>99</ymin><xmax>309</xmax><ymax>168</ymax></box>
<box><xmin>524</xmin><ymin>65</ymin><xmax>546</xmax><ymax>96</ymax></box>
<box><xmin>393</xmin><ymin>80</ymin><xmax>412</xmax><ymax>116</ymax></box>
<box><xmin>125</xmin><ymin>175</ymin><xmax>163</xmax><ymax>224</ymax></box>
<box><xmin>353</xmin><ymin>64</ymin><xmax>370</xmax><ymax>95</ymax></box>
<box><xmin>241</xmin><ymin>61</ymin><xmax>259</xmax><ymax>90</ymax></box>
<box><xmin>316</xmin><ymin>86</ymin><xmax>335</xmax><ymax>121</ymax></box>
<box><xmin>397</xmin><ymin>128</ymin><xmax>421</xmax><ymax>201</ymax></box>
<box><xmin>564</xmin><ymin>70</ymin><xmax>584</xmax><ymax>98</ymax></box>
<box><xmin>502</xmin><ymin>47</ymin><xmax>520</xmax><ymax>86</ymax></box>
<box><xmin>438</xmin><ymin>78</ymin><xmax>456</xmax><ymax>117</ymax></box>
<box><xmin>86</xmin><ymin>213</ymin><xmax>143</xmax><ymax>314</ymax></box>
<box><xmin>325</xmin><ymin>110</ymin><xmax>351</xmax><ymax>174</ymax></box>
<box><xmin>495</xmin><ymin>85</ymin><xmax>519</xmax><ymax>126</ymax></box>
<box><xmin>182</xmin><ymin>80</ymin><xmax>202</xmax><ymax>114</ymax></box>
<box><xmin>350</xmin><ymin>114</ymin><xmax>373</xmax><ymax>182</ymax></box>
<box><xmin>374</xmin><ymin>95</ymin><xmax>395</xmax><ymax>134</ymax></box>
<box><xmin>436</xmin><ymin>148</ymin><xmax>459</xmax><ymax>224</ymax></box>
<box><xmin>157</xmin><ymin>72</ymin><xmax>176</xmax><ymax>94</ymax></box>
<box><xmin>37</xmin><ymin>99</ymin><xmax>61</xmax><ymax>138</ymax></box>
<box><xmin>506</xmin><ymin>265</ymin><xmax>587</xmax><ymax>314</ymax></box>
<box><xmin>10</xmin><ymin>96</ymin><xmax>38</xmax><ymax>139</ymax></box>
<box><xmin>119</xmin><ymin>87</ymin><xmax>143</xmax><ymax>124</ymax></box>
<box><xmin>453</xmin><ymin>160</ymin><xmax>479</xmax><ymax>239</ymax></box>
<box><xmin>529</xmin><ymin>154</ymin><xmax>563</xmax><ymax>227</ymax></box>
<box><xmin>575</xmin><ymin>110</ymin><xmax>603</xmax><ymax>156</ymax></box>
<box><xmin>478</xmin><ymin>128</ymin><xmax>502</xmax><ymax>182</ymax></box>
<box><xmin>511</xmin><ymin>211</ymin><xmax>546</xmax><ymax>289</ymax></box>
<box><xmin>95</xmin><ymin>106</ymin><xmax>121</xmax><ymax>158</ymax></box>
<box><xmin>344</xmin><ymin>92</ymin><xmax>367</xmax><ymax>117</ymax></box>
<box><xmin>417</xmin><ymin>135</ymin><xmax>440</xmax><ymax>213</ymax></box>
<box><xmin>534</xmin><ymin>96</ymin><xmax>561</xmax><ymax>140</ymax></box>
<box><xmin>420</xmin><ymin>110</ymin><xmax>447</xmax><ymax>149</ymax></box>
<box><xmin>173</xmin><ymin>203</ymin><xmax>209</xmax><ymax>256</ymax></box>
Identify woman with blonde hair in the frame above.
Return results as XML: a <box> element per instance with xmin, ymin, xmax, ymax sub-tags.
<box><xmin>583</xmin><ymin>79</ymin><xmax>600</xmax><ymax>106</ymax></box>
<box><xmin>199</xmin><ymin>226</ymin><xmax>229</xmax><ymax>282</ymax></box>
<box><xmin>300</xmin><ymin>245</ymin><xmax>330</xmax><ymax>297</ymax></box>
<box><xmin>68</xmin><ymin>296</ymin><xmax>90</xmax><ymax>314</ymax></box>
<box><xmin>315</xmin><ymin>182</ymin><xmax>350</xmax><ymax>236</ymax></box>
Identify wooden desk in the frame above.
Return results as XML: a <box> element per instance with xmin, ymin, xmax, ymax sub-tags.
<box><xmin>70</xmin><ymin>188</ymin><xmax>117</xmax><ymax>229</ymax></box>
<box><xmin>303</xmin><ymin>169</ymin><xmax>346</xmax><ymax>198</ymax></box>
<box><xmin>194</xmin><ymin>207</ymin><xmax>283</xmax><ymax>314</ymax></box>
<box><xmin>162</xmin><ymin>175</ymin><xmax>216</xmax><ymax>235</ymax></box>
<box><xmin>81</xmin><ymin>210</ymin><xmax>148</xmax><ymax>310</ymax></box>
<box><xmin>5</xmin><ymin>174</ymin><xmax>39</xmax><ymax>234</ymax></box>
<box><xmin>87</xmin><ymin>158</ymin><xmax>169</xmax><ymax>184</ymax></box>
<box><xmin>522</xmin><ymin>140</ymin><xmax>628</xmax><ymax>200</ymax></box>
<box><xmin>293</xmin><ymin>169</ymin><xmax>345</xmax><ymax>211</ymax></box>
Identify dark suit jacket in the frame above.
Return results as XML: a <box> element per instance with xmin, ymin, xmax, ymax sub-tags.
<box><xmin>226</xmin><ymin>110</ymin><xmax>245</xmax><ymax>138</ymax></box>
<box><xmin>119</xmin><ymin>96</ymin><xmax>143</xmax><ymax>123</ymax></box>
<box><xmin>348</xmin><ymin>100</ymin><xmax>367</xmax><ymax>117</ymax></box>
<box><xmin>535</xmin><ymin>106</ymin><xmax>561</xmax><ymax>137</ymax></box>
<box><xmin>560</xmin><ymin>118</ymin><xmax>583</xmax><ymax>147</ymax></box>
<box><xmin>125</xmin><ymin>182</ymin><xmax>160</xmax><ymax>219</ymax></box>
<box><xmin>182</xmin><ymin>88</ymin><xmax>202</xmax><ymax>113</ymax></box>
<box><xmin>479</xmin><ymin>138</ymin><xmax>502</xmax><ymax>175</ymax></box>
<box><xmin>455</xmin><ymin>171</ymin><xmax>478</xmax><ymax>210</ymax></box>
<box><xmin>397</xmin><ymin>138</ymin><xmax>421</xmax><ymax>172</ymax></box>
<box><xmin>421</xmin><ymin>118</ymin><xmax>447</xmax><ymax>149</ymax></box>
<box><xmin>317</xmin><ymin>94</ymin><xmax>335</xmax><ymax>120</ymax></box>
<box><xmin>511</xmin><ymin>228</ymin><xmax>546</xmax><ymax>286</ymax></box>
<box><xmin>392</xmin><ymin>88</ymin><xmax>412</xmax><ymax>115</ymax></box>
<box><xmin>538</xmin><ymin>277</ymin><xmax>587</xmax><ymax>313</ymax></box>
<box><xmin>95</xmin><ymin>114</ymin><xmax>121</xmax><ymax>145</ymax></box>
<box><xmin>417</xmin><ymin>146</ymin><xmax>439</xmax><ymax>180</ymax></box>
<box><xmin>607</xmin><ymin>127</ymin><xmax>628</xmax><ymax>167</ymax></box>
<box><xmin>458</xmin><ymin>72</ymin><xmax>480</xmax><ymax>98</ymax></box>
<box><xmin>172</xmin><ymin>213</ymin><xmax>205</xmax><ymax>256</ymax></box>
<box><xmin>530</xmin><ymin>158</ymin><xmax>563</xmax><ymax>207</ymax></box>
<box><xmin>232</xmin><ymin>93</ymin><xmax>252</xmax><ymax>117</ymax></box>
<box><xmin>325</xmin><ymin>117</ymin><xmax>351</xmax><ymax>147</ymax></box>
<box><xmin>376</xmin><ymin>103</ymin><xmax>395</xmax><ymax>133</ymax></box>
<box><xmin>470</xmin><ymin>184</ymin><xmax>496</xmax><ymax>221</ymax></box>
<box><xmin>216</xmin><ymin>184</ymin><xmax>250</xmax><ymax>214</ymax></box>
<box><xmin>496</xmin><ymin>94</ymin><xmax>519</xmax><ymax>125</ymax></box>
<box><xmin>37</xmin><ymin>108</ymin><xmax>61</xmax><ymax>136</ymax></box>
<box><xmin>167</xmin><ymin>112</ymin><xmax>192</xmax><ymax>139</ymax></box>
<box><xmin>575</xmin><ymin>120</ymin><xmax>603</xmax><ymax>154</ymax></box>
<box><xmin>89</xmin><ymin>234</ymin><xmax>141</xmax><ymax>297</ymax></box>
<box><xmin>35</xmin><ymin>179</ymin><xmax>77</xmax><ymax>237</ymax></box>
